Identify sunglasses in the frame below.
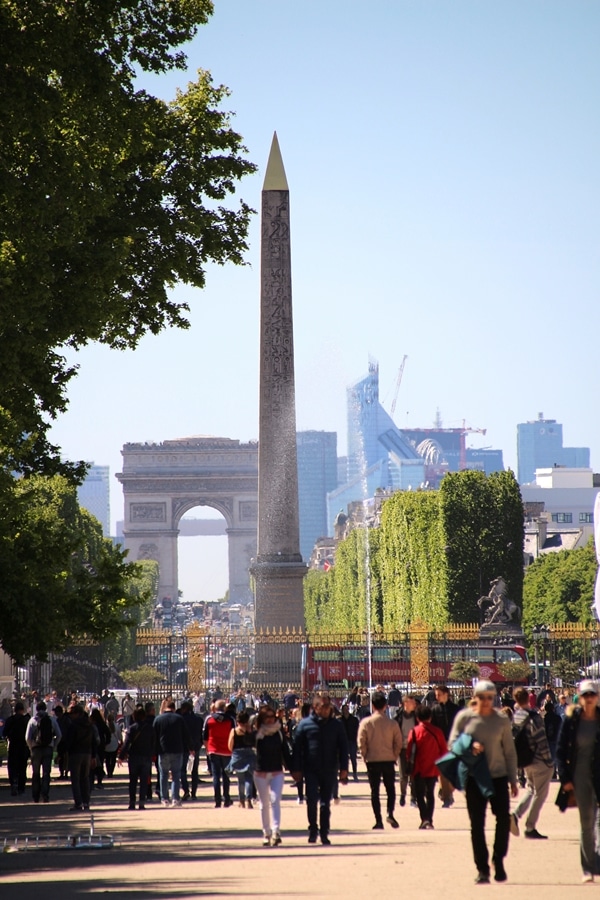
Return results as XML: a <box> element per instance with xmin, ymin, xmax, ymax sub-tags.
<box><xmin>582</xmin><ymin>692</ymin><xmax>597</xmax><ymax>698</ymax></box>
<box><xmin>477</xmin><ymin>694</ymin><xmax>495</xmax><ymax>701</ymax></box>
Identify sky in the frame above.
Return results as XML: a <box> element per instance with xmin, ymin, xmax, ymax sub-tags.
<box><xmin>49</xmin><ymin>2</ymin><xmax>600</xmax><ymax>604</ymax></box>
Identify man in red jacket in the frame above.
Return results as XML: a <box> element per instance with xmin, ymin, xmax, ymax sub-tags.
<box><xmin>406</xmin><ymin>705</ymin><xmax>447</xmax><ymax>830</ymax></box>
<box><xmin>202</xmin><ymin>700</ymin><xmax>235</xmax><ymax>807</ymax></box>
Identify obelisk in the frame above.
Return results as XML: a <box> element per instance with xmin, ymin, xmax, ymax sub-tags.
<box><xmin>251</xmin><ymin>133</ymin><xmax>306</xmax><ymax>646</ymax></box>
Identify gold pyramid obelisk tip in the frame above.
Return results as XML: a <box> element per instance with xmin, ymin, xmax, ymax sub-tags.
<box><xmin>263</xmin><ymin>132</ymin><xmax>288</xmax><ymax>191</ymax></box>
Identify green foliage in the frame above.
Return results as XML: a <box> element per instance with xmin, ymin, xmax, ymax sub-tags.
<box><xmin>0</xmin><ymin>1</ymin><xmax>255</xmax><ymax>474</ymax></box>
<box><xmin>120</xmin><ymin>665</ymin><xmax>165</xmax><ymax>691</ymax></box>
<box><xmin>304</xmin><ymin>471</ymin><xmax>525</xmax><ymax>630</ymax></box>
<box><xmin>103</xmin><ymin>559</ymin><xmax>159</xmax><ymax>670</ymax></box>
<box><xmin>0</xmin><ymin>473</ymin><xmax>146</xmax><ymax>663</ymax></box>
<box><xmin>379</xmin><ymin>491</ymin><xmax>448</xmax><ymax>629</ymax></box>
<box><xmin>497</xmin><ymin>660</ymin><xmax>531</xmax><ymax>685</ymax></box>
<box><xmin>448</xmin><ymin>660</ymin><xmax>481</xmax><ymax>684</ymax></box>
<box><xmin>523</xmin><ymin>540</ymin><xmax>597</xmax><ymax>631</ymax></box>
<box><xmin>50</xmin><ymin>662</ymin><xmax>86</xmax><ymax>695</ymax></box>
<box><xmin>551</xmin><ymin>658</ymin><xmax>582</xmax><ymax>688</ymax></box>
<box><xmin>440</xmin><ymin>470</ymin><xmax>524</xmax><ymax>622</ymax></box>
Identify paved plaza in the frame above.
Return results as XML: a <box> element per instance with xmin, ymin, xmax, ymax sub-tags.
<box><xmin>0</xmin><ymin>762</ymin><xmax>591</xmax><ymax>898</ymax></box>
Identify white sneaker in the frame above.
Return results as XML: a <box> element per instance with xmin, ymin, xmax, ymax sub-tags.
<box><xmin>582</xmin><ymin>874</ymin><xmax>594</xmax><ymax>884</ymax></box>
<box><xmin>172</xmin><ymin>799</ymin><xmax>182</xmax><ymax>807</ymax></box>
<box><xmin>161</xmin><ymin>799</ymin><xmax>171</xmax><ymax>807</ymax></box>
<box><xmin>297</xmin><ymin>797</ymin><xmax>304</xmax><ymax>804</ymax></box>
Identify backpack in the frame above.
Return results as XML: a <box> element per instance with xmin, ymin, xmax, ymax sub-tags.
<box><xmin>38</xmin><ymin>714</ymin><xmax>54</xmax><ymax>747</ymax></box>
<box><xmin>513</xmin><ymin>712</ymin><xmax>535</xmax><ymax>768</ymax></box>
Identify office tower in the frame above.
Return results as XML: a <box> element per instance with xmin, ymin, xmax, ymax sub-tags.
<box><xmin>517</xmin><ymin>413</ymin><xmax>590</xmax><ymax>484</ymax></box>
<box><xmin>78</xmin><ymin>464</ymin><xmax>110</xmax><ymax>536</ymax></box>
<box><xmin>297</xmin><ymin>431</ymin><xmax>338</xmax><ymax>561</ymax></box>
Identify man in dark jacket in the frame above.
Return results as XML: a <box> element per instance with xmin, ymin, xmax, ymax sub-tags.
<box><xmin>178</xmin><ymin>701</ymin><xmax>203</xmax><ymax>800</ymax></box>
<box><xmin>153</xmin><ymin>700</ymin><xmax>190</xmax><ymax>807</ymax></box>
<box><xmin>292</xmin><ymin>692</ymin><xmax>349</xmax><ymax>845</ymax></box>
<box><xmin>65</xmin><ymin>705</ymin><xmax>96</xmax><ymax>811</ymax></box>
<box><xmin>430</xmin><ymin>685</ymin><xmax>459</xmax><ymax>807</ymax></box>
<box><xmin>340</xmin><ymin>704</ymin><xmax>360</xmax><ymax>781</ymax></box>
<box><xmin>3</xmin><ymin>701</ymin><xmax>30</xmax><ymax>795</ymax></box>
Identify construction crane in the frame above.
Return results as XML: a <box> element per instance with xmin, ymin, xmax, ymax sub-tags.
<box><xmin>390</xmin><ymin>355</ymin><xmax>408</xmax><ymax>420</ymax></box>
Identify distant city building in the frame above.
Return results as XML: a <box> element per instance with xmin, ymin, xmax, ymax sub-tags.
<box><xmin>517</xmin><ymin>413</ymin><xmax>590</xmax><ymax>485</ymax></box>
<box><xmin>520</xmin><ymin>467</ymin><xmax>599</xmax><ymax>549</ymax></box>
<box><xmin>328</xmin><ymin>361</ymin><xmax>425</xmax><ymax>534</ymax></box>
<box><xmin>78</xmin><ymin>464</ymin><xmax>110</xmax><ymax>536</ymax></box>
<box><xmin>465</xmin><ymin>447</ymin><xmax>504</xmax><ymax>476</ymax></box>
<box><xmin>297</xmin><ymin>430</ymin><xmax>338</xmax><ymax>562</ymax></box>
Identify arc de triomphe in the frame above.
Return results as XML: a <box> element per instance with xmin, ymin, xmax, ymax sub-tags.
<box><xmin>117</xmin><ymin>437</ymin><xmax>258</xmax><ymax>606</ymax></box>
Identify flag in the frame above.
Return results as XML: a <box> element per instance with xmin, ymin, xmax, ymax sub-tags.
<box><xmin>323</xmin><ymin>559</ymin><xmax>331</xmax><ymax>572</ymax></box>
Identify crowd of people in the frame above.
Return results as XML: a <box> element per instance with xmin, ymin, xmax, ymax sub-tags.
<box><xmin>1</xmin><ymin>678</ymin><xmax>600</xmax><ymax>883</ymax></box>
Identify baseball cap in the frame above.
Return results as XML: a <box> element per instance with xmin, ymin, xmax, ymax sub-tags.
<box><xmin>578</xmin><ymin>680</ymin><xmax>598</xmax><ymax>696</ymax></box>
<box><xmin>473</xmin><ymin>680</ymin><xmax>496</xmax><ymax>697</ymax></box>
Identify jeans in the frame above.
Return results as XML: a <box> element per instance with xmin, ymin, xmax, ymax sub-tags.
<box><xmin>253</xmin><ymin>771</ymin><xmax>284</xmax><ymax>836</ymax></box>
<box><xmin>304</xmin><ymin>770</ymin><xmax>336</xmax><ymax>838</ymax></box>
<box><xmin>158</xmin><ymin>752</ymin><xmax>183</xmax><ymax>803</ymax></box>
<box><xmin>366</xmin><ymin>761</ymin><xmax>396</xmax><ymax>822</ymax></box>
<box><xmin>128</xmin><ymin>757</ymin><xmax>152</xmax><ymax>807</ymax></box>
<box><xmin>208</xmin><ymin>753</ymin><xmax>232</xmax><ymax>805</ymax></box>
<box><xmin>413</xmin><ymin>774</ymin><xmax>437</xmax><ymax>824</ymax></box>
<box><xmin>514</xmin><ymin>760</ymin><xmax>553</xmax><ymax>831</ymax></box>
<box><xmin>399</xmin><ymin>748</ymin><xmax>415</xmax><ymax>800</ymax></box>
<box><xmin>180</xmin><ymin>751</ymin><xmax>200</xmax><ymax>797</ymax></box>
<box><xmin>69</xmin><ymin>752</ymin><xmax>91</xmax><ymax>808</ymax></box>
<box><xmin>574</xmin><ymin>772</ymin><xmax>600</xmax><ymax>875</ymax></box>
<box><xmin>466</xmin><ymin>775</ymin><xmax>510</xmax><ymax>875</ymax></box>
<box><xmin>30</xmin><ymin>745</ymin><xmax>54</xmax><ymax>801</ymax></box>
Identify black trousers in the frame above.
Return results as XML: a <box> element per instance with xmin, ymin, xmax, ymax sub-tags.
<box><xmin>465</xmin><ymin>775</ymin><xmax>510</xmax><ymax>875</ymax></box>
<box><xmin>413</xmin><ymin>774</ymin><xmax>437</xmax><ymax>824</ymax></box>
<box><xmin>366</xmin><ymin>761</ymin><xmax>396</xmax><ymax>821</ymax></box>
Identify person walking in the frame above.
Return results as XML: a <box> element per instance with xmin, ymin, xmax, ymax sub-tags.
<box><xmin>253</xmin><ymin>705</ymin><xmax>290</xmax><ymax>847</ymax></box>
<box><xmin>556</xmin><ymin>679</ymin><xmax>600</xmax><ymax>883</ymax></box>
<box><xmin>227</xmin><ymin>710</ymin><xmax>256</xmax><ymax>809</ymax></box>
<box><xmin>153</xmin><ymin>699</ymin><xmax>190</xmax><ymax>807</ymax></box>
<box><xmin>178</xmin><ymin>700</ymin><xmax>203</xmax><ymax>801</ymax></box>
<box><xmin>358</xmin><ymin>691</ymin><xmax>402</xmax><ymax>830</ymax></box>
<box><xmin>119</xmin><ymin>706</ymin><xmax>155</xmax><ymax>810</ymax></box>
<box><xmin>3</xmin><ymin>701</ymin><xmax>31</xmax><ymax>796</ymax></box>
<box><xmin>510</xmin><ymin>686</ymin><xmax>554</xmax><ymax>840</ymax></box>
<box><xmin>449</xmin><ymin>680</ymin><xmax>518</xmax><ymax>885</ymax></box>
<box><xmin>64</xmin><ymin>704</ymin><xmax>97</xmax><ymax>811</ymax></box>
<box><xmin>340</xmin><ymin>703</ymin><xmax>360</xmax><ymax>782</ymax></box>
<box><xmin>406</xmin><ymin>705</ymin><xmax>447</xmax><ymax>829</ymax></box>
<box><xmin>291</xmin><ymin>692</ymin><xmax>348</xmax><ymax>846</ymax></box>
<box><xmin>396</xmin><ymin>694</ymin><xmax>419</xmax><ymax>807</ymax></box>
<box><xmin>203</xmin><ymin>699</ymin><xmax>235</xmax><ymax>807</ymax></box>
<box><xmin>25</xmin><ymin>701</ymin><xmax>61</xmax><ymax>803</ymax></box>
<box><xmin>430</xmin><ymin>684</ymin><xmax>459</xmax><ymax>808</ymax></box>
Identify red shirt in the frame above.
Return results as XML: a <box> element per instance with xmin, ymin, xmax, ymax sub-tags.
<box><xmin>203</xmin><ymin>713</ymin><xmax>234</xmax><ymax>756</ymax></box>
<box><xmin>407</xmin><ymin>721</ymin><xmax>448</xmax><ymax>778</ymax></box>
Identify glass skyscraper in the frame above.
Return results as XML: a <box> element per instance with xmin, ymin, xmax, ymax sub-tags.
<box><xmin>517</xmin><ymin>413</ymin><xmax>589</xmax><ymax>485</ymax></box>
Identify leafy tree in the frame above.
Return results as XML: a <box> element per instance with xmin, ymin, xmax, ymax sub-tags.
<box><xmin>120</xmin><ymin>665</ymin><xmax>165</xmax><ymax>693</ymax></box>
<box><xmin>0</xmin><ymin>474</ymin><xmax>145</xmax><ymax>663</ymax></box>
<box><xmin>497</xmin><ymin>660</ymin><xmax>531</xmax><ymax>687</ymax></box>
<box><xmin>50</xmin><ymin>662</ymin><xmax>86</xmax><ymax>695</ymax></box>
<box><xmin>448</xmin><ymin>660</ymin><xmax>481</xmax><ymax>687</ymax></box>
<box><xmin>522</xmin><ymin>540</ymin><xmax>598</xmax><ymax>631</ymax></box>
<box><xmin>1</xmin><ymin>1</ymin><xmax>256</xmax><ymax>474</ymax></box>
<box><xmin>103</xmin><ymin>559</ymin><xmax>159</xmax><ymax>671</ymax></box>
<box><xmin>551</xmin><ymin>658</ymin><xmax>581</xmax><ymax>688</ymax></box>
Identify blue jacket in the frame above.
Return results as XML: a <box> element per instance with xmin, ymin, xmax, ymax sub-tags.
<box><xmin>436</xmin><ymin>731</ymin><xmax>495</xmax><ymax>798</ymax></box>
<box><xmin>292</xmin><ymin>712</ymin><xmax>348</xmax><ymax>775</ymax></box>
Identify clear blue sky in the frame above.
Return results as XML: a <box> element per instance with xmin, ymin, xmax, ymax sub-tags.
<box><xmin>49</xmin><ymin>2</ymin><xmax>600</xmax><ymax>603</ymax></box>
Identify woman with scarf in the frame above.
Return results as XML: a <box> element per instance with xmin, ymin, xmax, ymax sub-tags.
<box><xmin>253</xmin><ymin>704</ymin><xmax>291</xmax><ymax>847</ymax></box>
